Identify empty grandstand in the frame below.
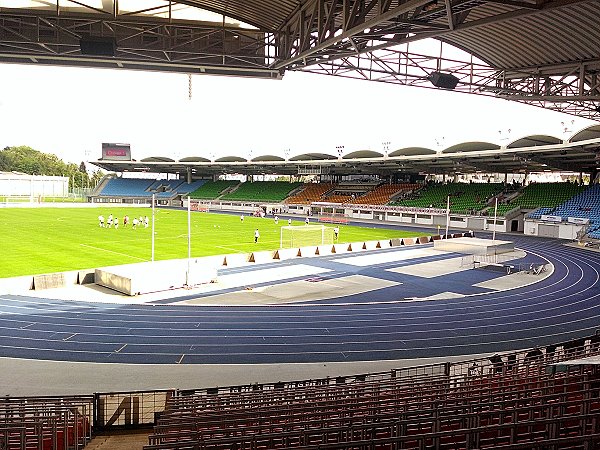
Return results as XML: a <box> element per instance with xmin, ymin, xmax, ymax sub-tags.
<box><xmin>188</xmin><ymin>180</ymin><xmax>240</xmax><ymax>200</ymax></box>
<box><xmin>0</xmin><ymin>395</ymin><xmax>93</xmax><ymax>450</ymax></box>
<box><xmin>496</xmin><ymin>182</ymin><xmax>586</xmax><ymax>216</ymax></box>
<box><xmin>141</xmin><ymin>335</ymin><xmax>599</xmax><ymax>449</ymax></box>
<box><xmin>285</xmin><ymin>182</ymin><xmax>335</xmax><ymax>204</ymax></box>
<box><xmin>220</xmin><ymin>181</ymin><xmax>302</xmax><ymax>202</ymax></box>
<box><xmin>353</xmin><ymin>183</ymin><xmax>420</xmax><ymax>205</ymax></box>
<box><xmin>392</xmin><ymin>182</ymin><xmax>504</xmax><ymax>214</ymax></box>
<box><xmin>1</xmin><ymin>335</ymin><xmax>597</xmax><ymax>449</ymax></box>
<box><xmin>546</xmin><ymin>184</ymin><xmax>600</xmax><ymax>239</ymax></box>
<box><xmin>92</xmin><ymin>176</ymin><xmax>206</xmax><ymax>203</ymax></box>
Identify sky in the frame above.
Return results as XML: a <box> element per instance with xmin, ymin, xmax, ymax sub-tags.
<box><xmin>0</xmin><ymin>62</ymin><xmax>596</xmax><ymax>165</ymax></box>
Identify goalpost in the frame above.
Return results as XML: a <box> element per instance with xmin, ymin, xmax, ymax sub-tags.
<box><xmin>280</xmin><ymin>225</ymin><xmax>334</xmax><ymax>248</ymax></box>
<box><xmin>189</xmin><ymin>200</ymin><xmax>210</xmax><ymax>212</ymax></box>
<box><xmin>318</xmin><ymin>211</ymin><xmax>349</xmax><ymax>224</ymax></box>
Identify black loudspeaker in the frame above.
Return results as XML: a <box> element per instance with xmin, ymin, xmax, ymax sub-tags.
<box><xmin>428</xmin><ymin>72</ymin><xmax>459</xmax><ymax>89</ymax></box>
<box><xmin>79</xmin><ymin>37</ymin><xmax>117</xmax><ymax>56</ymax></box>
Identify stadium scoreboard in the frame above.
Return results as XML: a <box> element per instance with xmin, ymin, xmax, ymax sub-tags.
<box><xmin>102</xmin><ymin>143</ymin><xmax>131</xmax><ymax>161</ymax></box>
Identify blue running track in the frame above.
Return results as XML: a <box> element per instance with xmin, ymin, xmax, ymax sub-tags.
<box><xmin>0</xmin><ymin>235</ymin><xmax>598</xmax><ymax>364</ymax></box>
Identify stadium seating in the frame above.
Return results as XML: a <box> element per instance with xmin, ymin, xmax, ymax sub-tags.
<box><xmin>541</xmin><ymin>184</ymin><xmax>600</xmax><ymax>239</ymax></box>
<box><xmin>188</xmin><ymin>180</ymin><xmax>239</xmax><ymax>200</ymax></box>
<box><xmin>353</xmin><ymin>183</ymin><xmax>420</xmax><ymax>205</ymax></box>
<box><xmin>143</xmin><ymin>336</ymin><xmax>600</xmax><ymax>450</ymax></box>
<box><xmin>96</xmin><ymin>177</ymin><xmax>207</xmax><ymax>199</ymax></box>
<box><xmin>153</xmin><ymin>180</ymin><xmax>208</xmax><ymax>198</ymax></box>
<box><xmin>285</xmin><ymin>183</ymin><xmax>335</xmax><ymax>204</ymax></box>
<box><xmin>323</xmin><ymin>192</ymin><xmax>354</xmax><ymax>203</ymax></box>
<box><xmin>392</xmin><ymin>182</ymin><xmax>504</xmax><ymax>214</ymax></box>
<box><xmin>0</xmin><ymin>395</ymin><xmax>93</xmax><ymax>450</ymax></box>
<box><xmin>496</xmin><ymin>182</ymin><xmax>586</xmax><ymax>216</ymax></box>
<box><xmin>97</xmin><ymin>177</ymin><xmax>155</xmax><ymax>197</ymax></box>
<box><xmin>221</xmin><ymin>181</ymin><xmax>302</xmax><ymax>202</ymax></box>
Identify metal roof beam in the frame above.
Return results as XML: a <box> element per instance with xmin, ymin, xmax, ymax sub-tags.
<box><xmin>320</xmin><ymin>0</ymin><xmax>590</xmax><ymax>61</ymax></box>
<box><xmin>273</xmin><ymin>0</ymin><xmax>433</xmax><ymax>70</ymax></box>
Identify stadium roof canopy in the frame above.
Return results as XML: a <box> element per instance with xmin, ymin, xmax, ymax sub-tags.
<box><xmin>93</xmin><ymin>127</ymin><xmax>600</xmax><ymax>177</ymax></box>
<box><xmin>1</xmin><ymin>0</ymin><xmax>599</xmax><ymax>118</ymax></box>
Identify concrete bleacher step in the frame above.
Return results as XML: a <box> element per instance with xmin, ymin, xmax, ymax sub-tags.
<box><xmin>85</xmin><ymin>429</ymin><xmax>151</xmax><ymax>450</ymax></box>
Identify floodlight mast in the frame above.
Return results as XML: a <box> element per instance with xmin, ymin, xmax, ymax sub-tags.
<box><xmin>492</xmin><ymin>197</ymin><xmax>498</xmax><ymax>242</ymax></box>
<box><xmin>445</xmin><ymin>196</ymin><xmax>450</xmax><ymax>238</ymax></box>
<box><xmin>186</xmin><ymin>196</ymin><xmax>191</xmax><ymax>286</ymax></box>
<box><xmin>151</xmin><ymin>193</ymin><xmax>155</xmax><ymax>262</ymax></box>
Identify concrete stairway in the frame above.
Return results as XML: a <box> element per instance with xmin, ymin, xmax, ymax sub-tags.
<box><xmin>84</xmin><ymin>428</ymin><xmax>151</xmax><ymax>450</ymax></box>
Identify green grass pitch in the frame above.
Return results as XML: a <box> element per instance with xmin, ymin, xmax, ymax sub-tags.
<box><xmin>0</xmin><ymin>207</ymin><xmax>425</xmax><ymax>278</ymax></box>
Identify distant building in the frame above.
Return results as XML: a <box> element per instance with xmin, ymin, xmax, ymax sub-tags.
<box><xmin>0</xmin><ymin>172</ymin><xmax>69</xmax><ymax>198</ymax></box>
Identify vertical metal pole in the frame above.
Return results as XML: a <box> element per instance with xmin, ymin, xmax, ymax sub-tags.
<box><xmin>445</xmin><ymin>195</ymin><xmax>450</xmax><ymax>238</ymax></box>
<box><xmin>187</xmin><ymin>196</ymin><xmax>191</xmax><ymax>285</ymax></box>
<box><xmin>492</xmin><ymin>197</ymin><xmax>498</xmax><ymax>242</ymax></box>
<box><xmin>151</xmin><ymin>193</ymin><xmax>155</xmax><ymax>262</ymax></box>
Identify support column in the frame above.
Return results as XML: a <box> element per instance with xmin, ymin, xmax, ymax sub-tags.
<box><xmin>186</xmin><ymin>167</ymin><xmax>192</xmax><ymax>184</ymax></box>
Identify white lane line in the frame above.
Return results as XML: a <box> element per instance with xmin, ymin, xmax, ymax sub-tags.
<box><xmin>63</xmin><ymin>333</ymin><xmax>77</xmax><ymax>341</ymax></box>
<box><xmin>177</xmin><ymin>354</ymin><xmax>185</xmax><ymax>364</ymax></box>
<box><xmin>115</xmin><ymin>344</ymin><xmax>127</xmax><ymax>353</ymax></box>
<box><xmin>80</xmin><ymin>243</ymin><xmax>148</xmax><ymax>261</ymax></box>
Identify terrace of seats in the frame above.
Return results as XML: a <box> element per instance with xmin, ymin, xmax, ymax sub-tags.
<box><xmin>319</xmin><ymin>181</ymin><xmax>380</xmax><ymax>204</ymax></box>
<box><xmin>545</xmin><ymin>184</ymin><xmax>600</xmax><ymax>239</ymax></box>
<box><xmin>495</xmin><ymin>182</ymin><xmax>586</xmax><ymax>216</ymax></box>
<box><xmin>392</xmin><ymin>182</ymin><xmax>504</xmax><ymax>214</ymax></box>
<box><xmin>284</xmin><ymin>183</ymin><xmax>335</xmax><ymax>204</ymax></box>
<box><xmin>0</xmin><ymin>395</ymin><xmax>93</xmax><ymax>450</ymax></box>
<box><xmin>152</xmin><ymin>180</ymin><xmax>207</xmax><ymax>198</ymax></box>
<box><xmin>97</xmin><ymin>178</ymin><xmax>207</xmax><ymax>199</ymax></box>
<box><xmin>220</xmin><ymin>181</ymin><xmax>302</xmax><ymax>202</ymax></box>
<box><xmin>96</xmin><ymin>177</ymin><xmax>155</xmax><ymax>197</ymax></box>
<box><xmin>188</xmin><ymin>180</ymin><xmax>240</xmax><ymax>200</ymax></box>
<box><xmin>143</xmin><ymin>337</ymin><xmax>600</xmax><ymax>450</ymax></box>
<box><xmin>353</xmin><ymin>183</ymin><xmax>420</xmax><ymax>205</ymax></box>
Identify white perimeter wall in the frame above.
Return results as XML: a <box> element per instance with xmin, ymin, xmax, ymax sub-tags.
<box><xmin>524</xmin><ymin>220</ymin><xmax>586</xmax><ymax>240</ymax></box>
